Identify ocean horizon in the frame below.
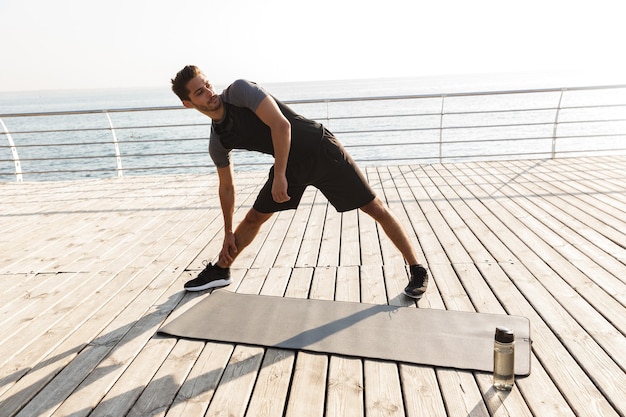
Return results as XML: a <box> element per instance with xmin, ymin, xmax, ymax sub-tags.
<box><xmin>2</xmin><ymin>70</ymin><xmax>624</xmax><ymax>114</ymax></box>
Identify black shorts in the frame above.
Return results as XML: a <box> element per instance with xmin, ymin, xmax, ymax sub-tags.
<box><xmin>253</xmin><ymin>134</ymin><xmax>376</xmax><ymax>213</ymax></box>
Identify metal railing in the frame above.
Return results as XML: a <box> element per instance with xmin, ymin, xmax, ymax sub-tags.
<box><xmin>1</xmin><ymin>84</ymin><xmax>626</xmax><ymax>182</ymax></box>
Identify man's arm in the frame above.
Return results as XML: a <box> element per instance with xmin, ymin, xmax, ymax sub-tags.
<box><xmin>254</xmin><ymin>96</ymin><xmax>291</xmax><ymax>203</ymax></box>
<box><xmin>217</xmin><ymin>164</ymin><xmax>237</xmax><ymax>264</ymax></box>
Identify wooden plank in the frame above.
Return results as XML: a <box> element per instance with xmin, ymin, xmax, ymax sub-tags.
<box><xmin>164</xmin><ymin>342</ymin><xmax>234</xmax><ymax>417</ymax></box>
<box><xmin>252</xmin><ymin>209</ymin><xmax>295</xmax><ymax>268</ymax></box>
<box><xmin>317</xmin><ymin>199</ymin><xmax>341</xmax><ymax>267</ymax></box>
<box><xmin>274</xmin><ymin>188</ymin><xmax>317</xmax><ymax>267</ymax></box>
<box><xmin>295</xmin><ymin>190</ymin><xmax>327</xmax><ymax>268</ymax></box>
<box><xmin>125</xmin><ymin>339</ymin><xmax>205</xmax><ymax>417</ymax></box>
<box><xmin>335</xmin><ymin>265</ymin><xmax>361</xmax><ymax>303</ymax></box>
<box><xmin>327</xmin><ymin>356</ymin><xmax>364</xmax><ymax>417</ymax></box>
<box><xmin>325</xmin><ymin>265</ymin><xmax>364</xmax><ymax>417</ymax></box>
<box><xmin>360</xmin><ymin>264</ymin><xmax>387</xmax><ymax>306</ymax></box>
<box><xmin>367</xmin><ymin>167</ymin><xmax>406</xmax><ymax>267</ymax></box>
<box><xmin>339</xmin><ymin>209</ymin><xmax>361</xmax><ymax>266</ymax></box>
<box><xmin>260</xmin><ymin>266</ymin><xmax>293</xmax><ymax>296</ymax></box>
<box><xmin>237</xmin><ymin>267</ymin><xmax>271</xmax><ymax>295</ymax></box>
<box><xmin>356</xmin><ymin>221</ymin><xmax>408</xmax><ymax>417</ymax></box>
<box><xmin>399</xmin><ymin>365</ymin><xmax>447</xmax><ymax>417</ymax></box>
<box><xmin>364</xmin><ymin>360</ymin><xmax>405</xmax><ymax>417</ymax></box>
<box><xmin>244</xmin><ymin>259</ymin><xmax>305</xmax><ymax>415</ymax></box>
<box><xmin>284</xmin><ymin>267</ymin><xmax>314</xmax><ymax>299</ymax></box>
<box><xmin>283</xmin><ymin>266</ymin><xmax>334</xmax><ymax>417</ymax></box>
<box><xmin>284</xmin><ymin>352</ymin><xmax>328</xmax><ymax>417</ymax></box>
<box><xmin>358</xmin><ymin>209</ymin><xmax>384</xmax><ymax>266</ymax></box>
<box><xmin>245</xmin><ymin>348</ymin><xmax>296</xmax><ymax>417</ymax></box>
<box><xmin>203</xmin><ymin>345</ymin><xmax>265</xmax><ymax>417</ymax></box>
<box><xmin>379</xmin><ymin>166</ymin><xmax>426</xmax><ymax>266</ymax></box>
<box><xmin>310</xmin><ymin>266</ymin><xmax>337</xmax><ymax>301</ymax></box>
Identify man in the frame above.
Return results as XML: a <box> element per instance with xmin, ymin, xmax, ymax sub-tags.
<box><xmin>171</xmin><ymin>65</ymin><xmax>428</xmax><ymax>299</ymax></box>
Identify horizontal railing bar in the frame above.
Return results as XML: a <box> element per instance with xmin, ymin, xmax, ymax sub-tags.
<box><xmin>7</xmin><ymin>132</ymin><xmax>624</xmax><ymax>166</ymax></box>
<box><xmin>0</xmin><ymin>141</ymin><xmax>118</xmax><ymax>148</ymax></box>
<box><xmin>331</xmin><ymin>108</ymin><xmax>555</xmax><ymax>121</ymax></box>
<box><xmin>2</xmin><ymin>131</ymin><xmax>624</xmax><ymax>157</ymax></box>
<box><xmin>2</xmin><ymin>128</ymin><xmax>624</xmax><ymax>158</ymax></box>
<box><xmin>4</xmin><ymin>116</ymin><xmax>624</xmax><ymax>141</ymax></box>
<box><xmin>0</xmin><ymin>150</ymin><xmax>208</xmax><ymax>163</ymax></box>
<box><xmin>0</xmin><ymin>165</ymin><xmax>209</xmax><ymax>176</ymax></box>
<box><xmin>282</xmin><ymin>84</ymin><xmax>626</xmax><ymax>105</ymax></box>
<box><xmin>0</xmin><ymin>137</ymin><xmax>210</xmax><ymax>148</ymax></box>
<box><xmin>3</xmin><ymin>105</ymin><xmax>625</xmax><ymax>135</ymax></box>
<box><xmin>440</xmin><ymin>118</ymin><xmax>626</xmax><ymax>130</ymax></box>
<box><xmin>324</xmin><ymin>104</ymin><xmax>626</xmax><ymax>122</ymax></box>
<box><xmin>3</xmin><ymin>110</ymin><xmax>624</xmax><ymax>137</ymax></box>
<box><xmin>0</xmin><ymin>124</ymin><xmax>210</xmax><ymax>135</ymax></box>
<box><xmin>2</xmin><ymin>105</ymin><xmax>625</xmax><ymax>137</ymax></box>
<box><xmin>2</xmin><ymin>84</ymin><xmax>626</xmax><ymax>119</ymax></box>
<box><xmin>548</xmin><ymin>133</ymin><xmax>626</xmax><ymax>140</ymax></box>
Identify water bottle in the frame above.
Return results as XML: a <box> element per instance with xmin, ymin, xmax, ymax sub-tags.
<box><xmin>493</xmin><ymin>326</ymin><xmax>515</xmax><ymax>390</ymax></box>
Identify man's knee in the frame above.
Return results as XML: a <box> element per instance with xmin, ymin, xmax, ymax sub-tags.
<box><xmin>243</xmin><ymin>208</ymin><xmax>273</xmax><ymax>226</ymax></box>
<box><xmin>360</xmin><ymin>197</ymin><xmax>389</xmax><ymax>220</ymax></box>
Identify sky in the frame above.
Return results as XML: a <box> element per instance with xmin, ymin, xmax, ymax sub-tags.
<box><xmin>1</xmin><ymin>0</ymin><xmax>625</xmax><ymax>92</ymax></box>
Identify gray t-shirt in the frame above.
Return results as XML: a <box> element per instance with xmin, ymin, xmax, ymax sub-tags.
<box><xmin>208</xmin><ymin>79</ymin><xmax>326</xmax><ymax>169</ymax></box>
<box><xmin>208</xmin><ymin>79</ymin><xmax>268</xmax><ymax>168</ymax></box>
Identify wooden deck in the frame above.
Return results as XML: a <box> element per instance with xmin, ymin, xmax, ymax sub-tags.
<box><xmin>0</xmin><ymin>156</ymin><xmax>625</xmax><ymax>417</ymax></box>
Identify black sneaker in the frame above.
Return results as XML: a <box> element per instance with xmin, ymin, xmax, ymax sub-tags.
<box><xmin>184</xmin><ymin>262</ymin><xmax>232</xmax><ymax>292</ymax></box>
<box><xmin>403</xmin><ymin>265</ymin><xmax>429</xmax><ymax>299</ymax></box>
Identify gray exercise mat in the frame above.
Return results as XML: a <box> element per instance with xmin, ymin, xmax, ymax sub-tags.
<box><xmin>158</xmin><ymin>291</ymin><xmax>531</xmax><ymax>375</ymax></box>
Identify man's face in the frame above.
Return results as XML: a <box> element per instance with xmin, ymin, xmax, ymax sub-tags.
<box><xmin>183</xmin><ymin>74</ymin><xmax>221</xmax><ymax>113</ymax></box>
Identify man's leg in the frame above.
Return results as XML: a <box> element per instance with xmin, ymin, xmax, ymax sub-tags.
<box><xmin>359</xmin><ymin>197</ymin><xmax>429</xmax><ymax>299</ymax></box>
<box><xmin>184</xmin><ymin>208</ymin><xmax>272</xmax><ymax>291</ymax></box>
<box><xmin>217</xmin><ymin>208</ymin><xmax>273</xmax><ymax>268</ymax></box>
<box><xmin>359</xmin><ymin>197</ymin><xmax>419</xmax><ymax>265</ymax></box>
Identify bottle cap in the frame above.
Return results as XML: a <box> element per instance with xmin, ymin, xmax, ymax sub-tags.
<box><xmin>495</xmin><ymin>327</ymin><xmax>514</xmax><ymax>343</ymax></box>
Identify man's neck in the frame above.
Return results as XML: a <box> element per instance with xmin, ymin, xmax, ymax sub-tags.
<box><xmin>199</xmin><ymin>106</ymin><xmax>224</xmax><ymax>122</ymax></box>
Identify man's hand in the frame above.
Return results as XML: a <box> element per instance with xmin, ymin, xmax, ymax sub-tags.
<box><xmin>271</xmin><ymin>173</ymin><xmax>290</xmax><ymax>203</ymax></box>
<box><xmin>219</xmin><ymin>231</ymin><xmax>238</xmax><ymax>265</ymax></box>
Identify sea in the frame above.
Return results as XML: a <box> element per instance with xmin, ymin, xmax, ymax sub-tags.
<box><xmin>1</xmin><ymin>72</ymin><xmax>625</xmax><ymax>182</ymax></box>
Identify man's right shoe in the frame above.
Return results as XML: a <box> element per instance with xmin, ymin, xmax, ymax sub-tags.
<box><xmin>184</xmin><ymin>262</ymin><xmax>232</xmax><ymax>292</ymax></box>
<box><xmin>403</xmin><ymin>265</ymin><xmax>429</xmax><ymax>299</ymax></box>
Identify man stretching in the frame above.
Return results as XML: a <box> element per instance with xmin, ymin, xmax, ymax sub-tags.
<box><xmin>171</xmin><ymin>65</ymin><xmax>428</xmax><ymax>299</ymax></box>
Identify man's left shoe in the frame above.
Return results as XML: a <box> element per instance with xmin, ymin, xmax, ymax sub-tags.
<box><xmin>184</xmin><ymin>262</ymin><xmax>232</xmax><ymax>292</ymax></box>
<box><xmin>403</xmin><ymin>265</ymin><xmax>429</xmax><ymax>299</ymax></box>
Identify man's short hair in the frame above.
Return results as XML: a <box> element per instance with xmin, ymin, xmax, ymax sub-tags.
<box><xmin>171</xmin><ymin>65</ymin><xmax>202</xmax><ymax>101</ymax></box>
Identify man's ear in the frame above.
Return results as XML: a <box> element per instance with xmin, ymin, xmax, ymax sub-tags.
<box><xmin>182</xmin><ymin>100</ymin><xmax>194</xmax><ymax>109</ymax></box>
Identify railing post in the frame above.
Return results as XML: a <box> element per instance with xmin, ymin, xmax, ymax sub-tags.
<box><xmin>551</xmin><ymin>89</ymin><xmax>566</xmax><ymax>159</ymax></box>
<box><xmin>0</xmin><ymin>117</ymin><xmax>23</xmax><ymax>182</ymax></box>
<box><xmin>439</xmin><ymin>95</ymin><xmax>446</xmax><ymax>163</ymax></box>
<box><xmin>104</xmin><ymin>111</ymin><xmax>124</xmax><ymax>177</ymax></box>
<box><xmin>324</xmin><ymin>99</ymin><xmax>330</xmax><ymax>127</ymax></box>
